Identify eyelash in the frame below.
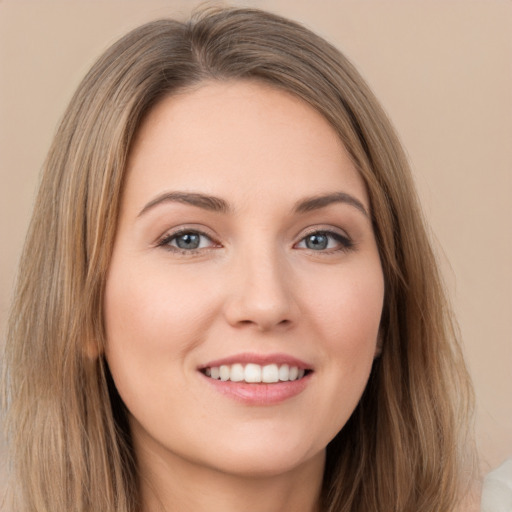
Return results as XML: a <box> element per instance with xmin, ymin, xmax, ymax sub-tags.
<box><xmin>156</xmin><ymin>228</ymin><xmax>354</xmax><ymax>255</ymax></box>
<box><xmin>157</xmin><ymin>229</ymin><xmax>219</xmax><ymax>254</ymax></box>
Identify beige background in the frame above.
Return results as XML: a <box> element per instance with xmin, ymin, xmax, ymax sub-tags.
<box><xmin>1</xmin><ymin>0</ymin><xmax>511</xmax><ymax>479</ymax></box>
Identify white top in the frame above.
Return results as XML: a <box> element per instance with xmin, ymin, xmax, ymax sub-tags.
<box><xmin>481</xmin><ymin>458</ymin><xmax>512</xmax><ymax>512</ymax></box>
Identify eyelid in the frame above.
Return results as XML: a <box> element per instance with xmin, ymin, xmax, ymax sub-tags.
<box><xmin>299</xmin><ymin>225</ymin><xmax>350</xmax><ymax>240</ymax></box>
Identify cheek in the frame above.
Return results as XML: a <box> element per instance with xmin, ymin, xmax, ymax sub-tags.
<box><xmin>102</xmin><ymin>261</ymin><xmax>214</xmax><ymax>407</ymax></box>
<box><xmin>282</xmin><ymin>261</ymin><xmax>384</xmax><ymax>449</ymax></box>
<box><xmin>103</xmin><ymin>274</ymin><xmax>205</xmax><ymax>444</ymax></box>
<box><xmin>304</xmin><ymin>260</ymin><xmax>384</xmax><ymax>392</ymax></box>
<box><xmin>104</xmin><ymin>261</ymin><xmax>214</xmax><ymax>354</ymax></box>
<box><xmin>309</xmin><ymin>262</ymin><xmax>384</xmax><ymax>345</ymax></box>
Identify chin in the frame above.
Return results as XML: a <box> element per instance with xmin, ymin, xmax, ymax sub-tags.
<box><xmin>190</xmin><ymin>427</ymin><xmax>328</xmax><ymax>479</ymax></box>
<box><xmin>204</xmin><ymin>445</ymin><xmax>325</xmax><ymax>479</ymax></box>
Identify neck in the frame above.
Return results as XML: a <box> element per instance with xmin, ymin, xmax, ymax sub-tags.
<box><xmin>136</xmin><ymin>439</ymin><xmax>325</xmax><ymax>512</ymax></box>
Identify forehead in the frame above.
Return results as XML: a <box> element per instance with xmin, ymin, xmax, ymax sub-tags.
<box><xmin>124</xmin><ymin>80</ymin><xmax>368</xmax><ymax>212</ymax></box>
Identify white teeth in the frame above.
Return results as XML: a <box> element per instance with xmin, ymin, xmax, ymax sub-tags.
<box><xmin>244</xmin><ymin>363</ymin><xmax>262</xmax><ymax>383</ymax></box>
<box><xmin>230</xmin><ymin>363</ymin><xmax>244</xmax><ymax>382</ymax></box>
<box><xmin>203</xmin><ymin>363</ymin><xmax>308</xmax><ymax>383</ymax></box>
<box><xmin>262</xmin><ymin>364</ymin><xmax>279</xmax><ymax>383</ymax></box>
<box><xmin>278</xmin><ymin>364</ymin><xmax>290</xmax><ymax>381</ymax></box>
<box><xmin>219</xmin><ymin>365</ymin><xmax>230</xmax><ymax>381</ymax></box>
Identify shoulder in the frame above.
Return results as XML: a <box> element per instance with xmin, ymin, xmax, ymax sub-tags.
<box><xmin>481</xmin><ymin>458</ymin><xmax>512</xmax><ymax>512</ymax></box>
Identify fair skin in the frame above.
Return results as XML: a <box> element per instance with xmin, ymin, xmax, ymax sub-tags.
<box><xmin>104</xmin><ymin>80</ymin><xmax>384</xmax><ymax>512</ymax></box>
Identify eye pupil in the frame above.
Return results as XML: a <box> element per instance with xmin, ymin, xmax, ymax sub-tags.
<box><xmin>176</xmin><ymin>233</ymin><xmax>200</xmax><ymax>249</ymax></box>
<box><xmin>306</xmin><ymin>234</ymin><xmax>328</xmax><ymax>250</ymax></box>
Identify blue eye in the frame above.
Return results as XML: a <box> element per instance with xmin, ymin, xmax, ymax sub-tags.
<box><xmin>174</xmin><ymin>232</ymin><xmax>202</xmax><ymax>249</ymax></box>
<box><xmin>297</xmin><ymin>231</ymin><xmax>352</xmax><ymax>252</ymax></box>
<box><xmin>159</xmin><ymin>230</ymin><xmax>216</xmax><ymax>252</ymax></box>
<box><xmin>304</xmin><ymin>233</ymin><xmax>329</xmax><ymax>250</ymax></box>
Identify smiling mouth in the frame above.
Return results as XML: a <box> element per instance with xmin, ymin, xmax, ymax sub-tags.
<box><xmin>201</xmin><ymin>363</ymin><xmax>312</xmax><ymax>383</ymax></box>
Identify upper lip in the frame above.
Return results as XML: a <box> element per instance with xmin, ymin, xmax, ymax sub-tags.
<box><xmin>198</xmin><ymin>352</ymin><xmax>313</xmax><ymax>370</ymax></box>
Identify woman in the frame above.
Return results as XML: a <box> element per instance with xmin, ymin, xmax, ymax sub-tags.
<box><xmin>1</xmin><ymin>7</ymin><xmax>477</xmax><ymax>512</ymax></box>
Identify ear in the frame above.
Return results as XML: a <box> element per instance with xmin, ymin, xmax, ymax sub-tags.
<box><xmin>83</xmin><ymin>338</ymin><xmax>103</xmax><ymax>360</ymax></box>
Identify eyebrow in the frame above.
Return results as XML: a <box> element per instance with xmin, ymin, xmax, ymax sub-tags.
<box><xmin>294</xmin><ymin>192</ymin><xmax>369</xmax><ymax>218</ymax></box>
<box><xmin>138</xmin><ymin>191</ymin><xmax>231</xmax><ymax>217</ymax></box>
<box><xmin>138</xmin><ymin>190</ymin><xmax>369</xmax><ymax>218</ymax></box>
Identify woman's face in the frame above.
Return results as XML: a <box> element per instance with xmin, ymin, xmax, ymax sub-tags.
<box><xmin>104</xmin><ymin>80</ymin><xmax>384</xmax><ymax>478</ymax></box>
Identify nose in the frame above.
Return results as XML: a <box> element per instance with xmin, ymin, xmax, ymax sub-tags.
<box><xmin>223</xmin><ymin>246</ymin><xmax>297</xmax><ymax>332</ymax></box>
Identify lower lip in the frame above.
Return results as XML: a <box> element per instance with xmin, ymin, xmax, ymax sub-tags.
<box><xmin>200</xmin><ymin>373</ymin><xmax>312</xmax><ymax>405</ymax></box>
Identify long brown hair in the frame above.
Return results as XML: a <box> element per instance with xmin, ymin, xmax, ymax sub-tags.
<box><xmin>2</xmin><ymin>7</ymin><xmax>475</xmax><ymax>511</ymax></box>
